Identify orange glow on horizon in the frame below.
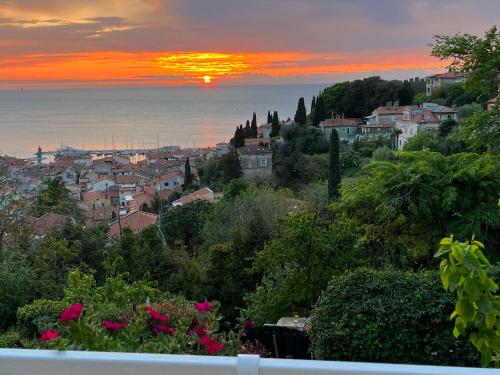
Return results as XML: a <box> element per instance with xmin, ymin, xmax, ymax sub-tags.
<box><xmin>0</xmin><ymin>50</ymin><xmax>446</xmax><ymax>88</ymax></box>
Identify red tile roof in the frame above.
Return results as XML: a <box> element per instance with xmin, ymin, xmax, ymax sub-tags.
<box><xmin>428</xmin><ymin>71</ymin><xmax>464</xmax><ymax>79</ymax></box>
<box><xmin>109</xmin><ymin>211</ymin><xmax>158</xmax><ymax>237</ymax></box>
<box><xmin>320</xmin><ymin>118</ymin><xmax>364</xmax><ymax>127</ymax></box>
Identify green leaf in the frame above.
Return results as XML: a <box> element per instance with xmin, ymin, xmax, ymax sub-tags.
<box><xmin>456</xmin><ymin>298</ymin><xmax>475</xmax><ymax>321</ymax></box>
<box><xmin>464</xmin><ymin>278</ymin><xmax>482</xmax><ymax>300</ymax></box>
<box><xmin>477</xmin><ymin>296</ymin><xmax>494</xmax><ymax>314</ymax></box>
<box><xmin>485</xmin><ymin>313</ymin><xmax>496</xmax><ymax>329</ymax></box>
<box><xmin>453</xmin><ymin>326</ymin><xmax>461</xmax><ymax>338</ymax></box>
<box><xmin>463</xmin><ymin>253</ymin><xmax>480</xmax><ymax>272</ymax></box>
<box><xmin>434</xmin><ymin>246</ymin><xmax>450</xmax><ymax>258</ymax></box>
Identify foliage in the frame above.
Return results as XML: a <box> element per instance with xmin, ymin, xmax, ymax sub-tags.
<box><xmin>403</xmin><ymin>132</ymin><xmax>442</xmax><ymax>152</ymax></box>
<box><xmin>0</xmin><ymin>330</ymin><xmax>20</xmax><ymax>348</ymax></box>
<box><xmin>328</xmin><ymin>129</ymin><xmax>341</xmax><ymax>199</ymax></box>
<box><xmin>372</xmin><ymin>146</ymin><xmax>396</xmax><ymax>161</ymax></box>
<box><xmin>340</xmin><ymin>149</ymin><xmax>361</xmax><ymax>168</ymax></box>
<box><xmin>435</xmin><ymin>236</ymin><xmax>500</xmax><ymax>367</ymax></box>
<box><xmin>398</xmin><ymin>81</ymin><xmax>414</xmax><ymax>106</ymax></box>
<box><xmin>413</xmin><ymin>91</ymin><xmax>427</xmax><ymax>105</ymax></box>
<box><xmin>32</xmin><ymin>178</ymin><xmax>79</xmax><ymax>218</ymax></box>
<box><xmin>312</xmin><ymin>96</ymin><xmax>326</xmax><ymax>127</ymax></box>
<box><xmin>431</xmin><ymin>26</ymin><xmax>500</xmax><ymax>100</ymax></box>
<box><xmin>250</xmin><ymin>112</ymin><xmax>258</xmax><ymax>138</ymax></box>
<box><xmin>184</xmin><ymin>158</ymin><xmax>193</xmax><ymax>189</ymax></box>
<box><xmin>339</xmin><ymin>151</ymin><xmax>500</xmax><ymax>268</ymax></box>
<box><xmin>0</xmin><ymin>264</ymin><xmax>35</xmax><ymax>330</ymax></box>
<box><xmin>160</xmin><ymin>201</ymin><xmax>213</xmax><ymax>257</ymax></box>
<box><xmin>294</xmin><ymin>97</ymin><xmax>307</xmax><ymax>125</ymax></box>
<box><xmin>20</xmin><ymin>271</ymin><xmax>239</xmax><ymax>355</ymax></box>
<box><xmin>199</xmin><ymin>150</ymin><xmax>242</xmax><ymax>189</ymax></box>
<box><xmin>270</xmin><ymin>111</ymin><xmax>280</xmax><ymax>137</ymax></box>
<box><xmin>457</xmin><ymin>103</ymin><xmax>483</xmax><ymax>119</ymax></box>
<box><xmin>456</xmin><ymin>109</ymin><xmax>500</xmax><ymax>153</ymax></box>
<box><xmin>352</xmin><ymin>137</ymin><xmax>389</xmax><ymax>157</ymax></box>
<box><xmin>310</xmin><ymin>268</ymin><xmax>478</xmax><ymax>365</ymax></box>
<box><xmin>16</xmin><ymin>298</ymin><xmax>67</xmax><ymax>338</ymax></box>
<box><xmin>439</xmin><ymin>118</ymin><xmax>458</xmax><ymax>138</ymax></box>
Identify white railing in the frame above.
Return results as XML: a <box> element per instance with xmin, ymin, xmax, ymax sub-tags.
<box><xmin>0</xmin><ymin>349</ymin><xmax>497</xmax><ymax>375</ymax></box>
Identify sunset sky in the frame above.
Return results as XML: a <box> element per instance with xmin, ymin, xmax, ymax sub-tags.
<box><xmin>0</xmin><ymin>0</ymin><xmax>497</xmax><ymax>87</ymax></box>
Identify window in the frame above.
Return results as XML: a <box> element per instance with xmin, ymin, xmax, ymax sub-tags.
<box><xmin>164</xmin><ymin>182</ymin><xmax>169</xmax><ymax>187</ymax></box>
<box><xmin>260</xmin><ymin>158</ymin><xmax>268</xmax><ymax>167</ymax></box>
<box><xmin>447</xmin><ymin>114</ymin><xmax>452</xmax><ymax>119</ymax></box>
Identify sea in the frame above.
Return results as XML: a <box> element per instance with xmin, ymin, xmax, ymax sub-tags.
<box><xmin>0</xmin><ymin>84</ymin><xmax>326</xmax><ymax>158</ymax></box>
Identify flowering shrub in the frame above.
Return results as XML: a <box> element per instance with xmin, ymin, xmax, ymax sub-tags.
<box><xmin>22</xmin><ymin>270</ymin><xmax>240</xmax><ymax>356</ymax></box>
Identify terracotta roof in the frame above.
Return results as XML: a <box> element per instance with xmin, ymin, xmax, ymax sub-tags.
<box><xmin>177</xmin><ymin>187</ymin><xmax>214</xmax><ymax>205</ymax></box>
<box><xmin>486</xmin><ymin>96</ymin><xmax>498</xmax><ymax>104</ymax></box>
<box><xmin>320</xmin><ymin>118</ymin><xmax>364</xmax><ymax>127</ymax></box>
<box><xmin>410</xmin><ymin>110</ymin><xmax>440</xmax><ymax>123</ymax></box>
<box><xmin>25</xmin><ymin>213</ymin><xmax>69</xmax><ymax>235</ymax></box>
<box><xmin>427</xmin><ymin>71</ymin><xmax>464</xmax><ymax>79</ymax></box>
<box><xmin>109</xmin><ymin>210</ymin><xmax>158</xmax><ymax>237</ymax></box>
<box><xmin>374</xmin><ymin>105</ymin><xmax>418</xmax><ymax>115</ymax></box>
<box><xmin>244</xmin><ymin>137</ymin><xmax>271</xmax><ymax>146</ymax></box>
<box><xmin>115</xmin><ymin>175</ymin><xmax>141</xmax><ymax>185</ymax></box>
<box><xmin>238</xmin><ymin>145</ymin><xmax>273</xmax><ymax>155</ymax></box>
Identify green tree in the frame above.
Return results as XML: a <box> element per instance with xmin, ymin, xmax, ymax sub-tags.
<box><xmin>403</xmin><ymin>132</ymin><xmax>442</xmax><ymax>152</ymax></box>
<box><xmin>0</xmin><ymin>264</ymin><xmax>34</xmax><ymax>330</ymax></box>
<box><xmin>160</xmin><ymin>201</ymin><xmax>213</xmax><ymax>258</ymax></box>
<box><xmin>250</xmin><ymin>112</ymin><xmax>258</xmax><ymax>138</ymax></box>
<box><xmin>244</xmin><ymin>120</ymin><xmax>251</xmax><ymax>138</ymax></box>
<box><xmin>431</xmin><ymin>26</ymin><xmax>500</xmax><ymax>100</ymax></box>
<box><xmin>328</xmin><ymin>129</ymin><xmax>341</xmax><ymax>199</ymax></box>
<box><xmin>32</xmin><ymin>178</ymin><xmax>78</xmax><ymax>218</ymax></box>
<box><xmin>457</xmin><ymin>108</ymin><xmax>500</xmax><ymax>153</ymax></box>
<box><xmin>398</xmin><ymin>81</ymin><xmax>414</xmax><ymax>105</ymax></box>
<box><xmin>413</xmin><ymin>91</ymin><xmax>427</xmax><ymax>105</ymax></box>
<box><xmin>270</xmin><ymin>110</ymin><xmax>280</xmax><ymax>137</ymax></box>
<box><xmin>311</xmin><ymin>95</ymin><xmax>316</xmax><ymax>113</ymax></box>
<box><xmin>267</xmin><ymin>110</ymin><xmax>272</xmax><ymax>124</ymax></box>
<box><xmin>312</xmin><ymin>96</ymin><xmax>326</xmax><ymax>127</ymax></box>
<box><xmin>294</xmin><ymin>97</ymin><xmax>307</xmax><ymax>125</ymax></box>
<box><xmin>184</xmin><ymin>157</ymin><xmax>193</xmax><ymax>189</ymax></box>
<box><xmin>439</xmin><ymin>118</ymin><xmax>457</xmax><ymax>138</ymax></box>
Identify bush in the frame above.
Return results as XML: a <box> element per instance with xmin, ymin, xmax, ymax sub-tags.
<box><xmin>310</xmin><ymin>269</ymin><xmax>479</xmax><ymax>366</ymax></box>
<box><xmin>340</xmin><ymin>150</ymin><xmax>361</xmax><ymax>168</ymax></box>
<box><xmin>372</xmin><ymin>146</ymin><xmax>395</xmax><ymax>161</ymax></box>
<box><xmin>0</xmin><ymin>330</ymin><xmax>20</xmax><ymax>348</ymax></box>
<box><xmin>16</xmin><ymin>299</ymin><xmax>67</xmax><ymax>338</ymax></box>
<box><xmin>403</xmin><ymin>132</ymin><xmax>441</xmax><ymax>152</ymax></box>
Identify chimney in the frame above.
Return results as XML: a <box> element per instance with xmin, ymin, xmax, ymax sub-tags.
<box><xmin>394</xmin><ymin>100</ymin><xmax>399</xmax><ymax>107</ymax></box>
<box><xmin>386</xmin><ymin>101</ymin><xmax>391</xmax><ymax>109</ymax></box>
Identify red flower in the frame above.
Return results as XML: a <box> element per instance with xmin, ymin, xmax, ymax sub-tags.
<box><xmin>189</xmin><ymin>326</ymin><xmax>207</xmax><ymax>337</ymax></box>
<box><xmin>102</xmin><ymin>320</ymin><xmax>128</xmax><ymax>332</ymax></box>
<box><xmin>244</xmin><ymin>319</ymin><xmax>255</xmax><ymax>330</ymax></box>
<box><xmin>60</xmin><ymin>303</ymin><xmax>83</xmax><ymax>323</ymax></box>
<box><xmin>40</xmin><ymin>329</ymin><xmax>60</xmax><ymax>342</ymax></box>
<box><xmin>144</xmin><ymin>306</ymin><xmax>169</xmax><ymax>322</ymax></box>
<box><xmin>195</xmin><ymin>300</ymin><xmax>212</xmax><ymax>312</ymax></box>
<box><xmin>154</xmin><ymin>324</ymin><xmax>176</xmax><ymax>335</ymax></box>
<box><xmin>200</xmin><ymin>336</ymin><xmax>224</xmax><ymax>354</ymax></box>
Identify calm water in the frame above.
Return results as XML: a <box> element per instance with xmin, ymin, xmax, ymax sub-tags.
<box><xmin>0</xmin><ymin>84</ymin><xmax>325</xmax><ymax>158</ymax></box>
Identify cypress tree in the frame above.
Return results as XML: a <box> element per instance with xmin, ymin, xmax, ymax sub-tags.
<box><xmin>238</xmin><ymin>125</ymin><xmax>245</xmax><ymax>148</ymax></box>
<box><xmin>328</xmin><ymin>129</ymin><xmax>341</xmax><ymax>199</ymax></box>
<box><xmin>244</xmin><ymin>120</ymin><xmax>251</xmax><ymax>138</ymax></box>
<box><xmin>312</xmin><ymin>96</ymin><xmax>326</xmax><ymax>126</ymax></box>
<box><xmin>294</xmin><ymin>97</ymin><xmax>307</xmax><ymax>125</ymax></box>
<box><xmin>270</xmin><ymin>111</ymin><xmax>280</xmax><ymax>137</ymax></box>
<box><xmin>251</xmin><ymin>112</ymin><xmax>258</xmax><ymax>138</ymax></box>
<box><xmin>267</xmin><ymin>110</ymin><xmax>272</xmax><ymax>124</ymax></box>
<box><xmin>311</xmin><ymin>95</ymin><xmax>316</xmax><ymax>113</ymax></box>
<box><xmin>184</xmin><ymin>157</ymin><xmax>192</xmax><ymax>189</ymax></box>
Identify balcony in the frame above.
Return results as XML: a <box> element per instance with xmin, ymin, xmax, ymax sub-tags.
<box><xmin>0</xmin><ymin>349</ymin><xmax>497</xmax><ymax>375</ymax></box>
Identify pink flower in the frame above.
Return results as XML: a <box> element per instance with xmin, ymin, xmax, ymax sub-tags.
<box><xmin>144</xmin><ymin>306</ymin><xmax>169</xmax><ymax>322</ymax></box>
<box><xmin>154</xmin><ymin>324</ymin><xmax>176</xmax><ymax>335</ymax></box>
<box><xmin>102</xmin><ymin>320</ymin><xmax>128</xmax><ymax>332</ymax></box>
<box><xmin>60</xmin><ymin>303</ymin><xmax>83</xmax><ymax>323</ymax></box>
<box><xmin>40</xmin><ymin>329</ymin><xmax>60</xmax><ymax>341</ymax></box>
<box><xmin>200</xmin><ymin>336</ymin><xmax>224</xmax><ymax>354</ymax></box>
<box><xmin>244</xmin><ymin>319</ymin><xmax>255</xmax><ymax>330</ymax></box>
<box><xmin>189</xmin><ymin>326</ymin><xmax>207</xmax><ymax>337</ymax></box>
<box><xmin>195</xmin><ymin>300</ymin><xmax>212</xmax><ymax>312</ymax></box>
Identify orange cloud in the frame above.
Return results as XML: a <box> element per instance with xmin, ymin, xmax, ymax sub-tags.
<box><xmin>0</xmin><ymin>50</ymin><xmax>445</xmax><ymax>87</ymax></box>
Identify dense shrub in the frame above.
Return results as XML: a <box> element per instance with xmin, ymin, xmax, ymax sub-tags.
<box><xmin>310</xmin><ymin>269</ymin><xmax>479</xmax><ymax>366</ymax></box>
<box><xmin>340</xmin><ymin>150</ymin><xmax>361</xmax><ymax>168</ymax></box>
<box><xmin>16</xmin><ymin>298</ymin><xmax>67</xmax><ymax>338</ymax></box>
<box><xmin>372</xmin><ymin>146</ymin><xmax>395</xmax><ymax>161</ymax></box>
<box><xmin>0</xmin><ymin>330</ymin><xmax>20</xmax><ymax>348</ymax></box>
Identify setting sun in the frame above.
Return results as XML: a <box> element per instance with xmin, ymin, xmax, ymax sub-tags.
<box><xmin>203</xmin><ymin>75</ymin><xmax>212</xmax><ymax>84</ymax></box>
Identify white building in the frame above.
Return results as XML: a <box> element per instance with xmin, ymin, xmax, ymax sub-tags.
<box><xmin>425</xmin><ymin>71</ymin><xmax>465</xmax><ymax>96</ymax></box>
